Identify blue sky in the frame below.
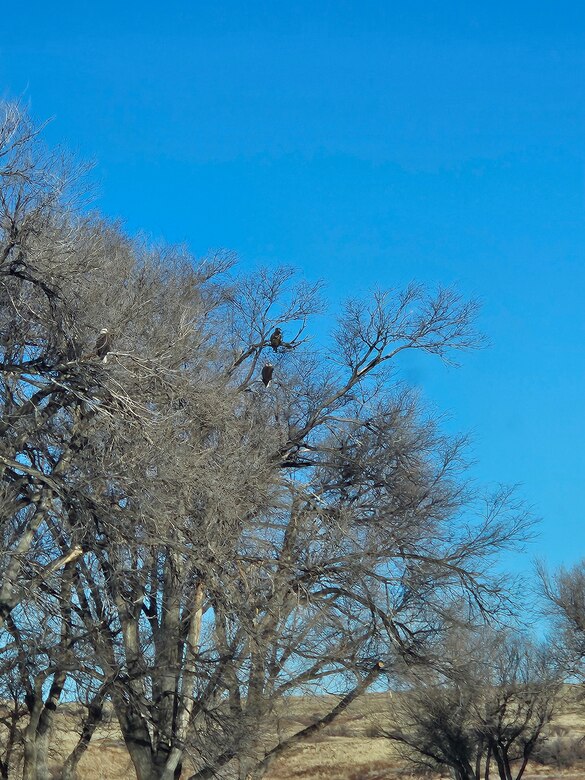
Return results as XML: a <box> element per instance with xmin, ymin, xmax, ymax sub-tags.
<box><xmin>1</xmin><ymin>1</ymin><xmax>584</xmax><ymax>574</ymax></box>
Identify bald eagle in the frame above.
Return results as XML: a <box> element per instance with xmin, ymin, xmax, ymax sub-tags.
<box><xmin>269</xmin><ymin>327</ymin><xmax>282</xmax><ymax>352</ymax></box>
<box><xmin>261</xmin><ymin>363</ymin><xmax>274</xmax><ymax>387</ymax></box>
<box><xmin>95</xmin><ymin>329</ymin><xmax>113</xmax><ymax>362</ymax></box>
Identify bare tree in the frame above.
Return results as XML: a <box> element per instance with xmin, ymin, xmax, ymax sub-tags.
<box><xmin>0</xmin><ymin>100</ymin><xmax>241</xmax><ymax>778</ymax></box>
<box><xmin>539</xmin><ymin>559</ymin><xmax>585</xmax><ymax>676</ymax></box>
<box><xmin>0</xmin><ymin>101</ymin><xmax>534</xmax><ymax>780</ymax></box>
<box><xmin>0</xmin><ymin>667</ymin><xmax>29</xmax><ymax>779</ymax></box>
<box><xmin>380</xmin><ymin>628</ymin><xmax>561</xmax><ymax>780</ymax></box>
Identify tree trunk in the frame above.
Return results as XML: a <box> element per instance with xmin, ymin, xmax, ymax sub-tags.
<box><xmin>453</xmin><ymin>762</ymin><xmax>478</xmax><ymax>780</ymax></box>
<box><xmin>21</xmin><ymin>703</ymin><xmax>61</xmax><ymax>780</ymax></box>
<box><xmin>58</xmin><ymin>689</ymin><xmax>106</xmax><ymax>780</ymax></box>
<box><xmin>118</xmin><ymin>720</ymin><xmax>157</xmax><ymax>780</ymax></box>
<box><xmin>21</xmin><ymin>690</ymin><xmax>43</xmax><ymax>780</ymax></box>
<box><xmin>515</xmin><ymin>753</ymin><xmax>530</xmax><ymax>780</ymax></box>
<box><xmin>113</xmin><ymin>687</ymin><xmax>181</xmax><ymax>780</ymax></box>
<box><xmin>34</xmin><ymin>731</ymin><xmax>51</xmax><ymax>780</ymax></box>
<box><xmin>22</xmin><ymin>737</ymin><xmax>37</xmax><ymax>780</ymax></box>
<box><xmin>123</xmin><ymin>745</ymin><xmax>183</xmax><ymax>780</ymax></box>
<box><xmin>491</xmin><ymin>743</ymin><xmax>513</xmax><ymax>780</ymax></box>
<box><xmin>158</xmin><ymin>581</ymin><xmax>204</xmax><ymax>780</ymax></box>
<box><xmin>0</xmin><ymin>706</ymin><xmax>22</xmax><ymax>780</ymax></box>
<box><xmin>129</xmin><ymin>758</ymin><xmax>160</xmax><ymax>780</ymax></box>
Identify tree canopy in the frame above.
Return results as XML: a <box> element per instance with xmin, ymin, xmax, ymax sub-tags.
<box><xmin>0</xmin><ymin>102</ymin><xmax>536</xmax><ymax>780</ymax></box>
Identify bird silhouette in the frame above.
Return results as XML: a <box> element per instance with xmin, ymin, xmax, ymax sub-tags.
<box><xmin>269</xmin><ymin>327</ymin><xmax>283</xmax><ymax>352</ymax></box>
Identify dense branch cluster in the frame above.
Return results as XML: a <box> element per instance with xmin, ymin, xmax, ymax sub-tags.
<box><xmin>0</xmin><ymin>103</ymin><xmax>546</xmax><ymax>780</ymax></box>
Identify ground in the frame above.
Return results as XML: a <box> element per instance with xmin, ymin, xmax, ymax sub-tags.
<box><xmin>39</xmin><ymin>687</ymin><xmax>585</xmax><ymax>779</ymax></box>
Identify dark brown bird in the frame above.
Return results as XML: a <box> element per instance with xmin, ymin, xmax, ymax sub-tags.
<box><xmin>269</xmin><ymin>327</ymin><xmax>282</xmax><ymax>352</ymax></box>
<box><xmin>95</xmin><ymin>328</ymin><xmax>113</xmax><ymax>361</ymax></box>
<box><xmin>261</xmin><ymin>363</ymin><xmax>274</xmax><ymax>387</ymax></box>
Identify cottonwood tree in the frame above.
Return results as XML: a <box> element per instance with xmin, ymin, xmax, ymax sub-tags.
<box><xmin>0</xmin><ymin>103</ymin><xmax>105</xmax><ymax>779</ymax></box>
<box><xmin>0</xmin><ymin>666</ymin><xmax>30</xmax><ymax>779</ymax></box>
<box><xmin>380</xmin><ymin>628</ymin><xmax>561</xmax><ymax>780</ymax></box>
<box><xmin>540</xmin><ymin>560</ymin><xmax>585</xmax><ymax>676</ymax></box>
<box><xmin>0</xmin><ymin>102</ymin><xmax>89</xmax><ymax>631</ymax></box>
<box><xmin>0</xmin><ymin>100</ymin><xmax>246</xmax><ymax>779</ymax></box>
<box><xmin>197</xmin><ymin>278</ymin><xmax>530</xmax><ymax>780</ymax></box>
<box><xmin>0</xmin><ymin>102</ymin><xmax>533</xmax><ymax>780</ymax></box>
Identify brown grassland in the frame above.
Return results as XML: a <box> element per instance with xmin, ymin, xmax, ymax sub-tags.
<box><xmin>32</xmin><ymin>687</ymin><xmax>585</xmax><ymax>780</ymax></box>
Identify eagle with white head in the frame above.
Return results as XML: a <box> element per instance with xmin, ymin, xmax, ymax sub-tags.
<box><xmin>95</xmin><ymin>328</ymin><xmax>113</xmax><ymax>362</ymax></box>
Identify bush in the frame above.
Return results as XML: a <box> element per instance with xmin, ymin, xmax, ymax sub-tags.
<box><xmin>532</xmin><ymin>734</ymin><xmax>585</xmax><ymax>768</ymax></box>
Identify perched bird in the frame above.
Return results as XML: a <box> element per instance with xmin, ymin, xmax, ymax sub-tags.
<box><xmin>339</xmin><ymin>442</ymin><xmax>357</xmax><ymax>484</ymax></box>
<box><xmin>261</xmin><ymin>363</ymin><xmax>274</xmax><ymax>387</ymax></box>
<box><xmin>95</xmin><ymin>328</ymin><xmax>113</xmax><ymax>362</ymax></box>
<box><xmin>341</xmin><ymin>461</ymin><xmax>357</xmax><ymax>484</ymax></box>
<box><xmin>269</xmin><ymin>327</ymin><xmax>283</xmax><ymax>352</ymax></box>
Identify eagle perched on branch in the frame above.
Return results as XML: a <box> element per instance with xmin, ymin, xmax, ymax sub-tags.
<box><xmin>269</xmin><ymin>327</ymin><xmax>282</xmax><ymax>352</ymax></box>
<box><xmin>95</xmin><ymin>328</ymin><xmax>113</xmax><ymax>362</ymax></box>
<box><xmin>261</xmin><ymin>363</ymin><xmax>274</xmax><ymax>387</ymax></box>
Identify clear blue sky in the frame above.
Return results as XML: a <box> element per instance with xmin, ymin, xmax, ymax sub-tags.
<box><xmin>1</xmin><ymin>1</ymin><xmax>584</xmax><ymax>574</ymax></box>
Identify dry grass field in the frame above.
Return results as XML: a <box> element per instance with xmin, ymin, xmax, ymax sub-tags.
<box><xmin>41</xmin><ymin>688</ymin><xmax>585</xmax><ymax>780</ymax></box>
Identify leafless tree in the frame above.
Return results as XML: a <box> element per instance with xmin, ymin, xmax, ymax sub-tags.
<box><xmin>0</xmin><ymin>667</ymin><xmax>29</xmax><ymax>779</ymax></box>
<box><xmin>539</xmin><ymin>559</ymin><xmax>585</xmax><ymax>675</ymax></box>
<box><xmin>379</xmin><ymin>627</ymin><xmax>561</xmax><ymax>780</ymax></box>
<box><xmin>0</xmin><ymin>101</ymin><xmax>534</xmax><ymax>780</ymax></box>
